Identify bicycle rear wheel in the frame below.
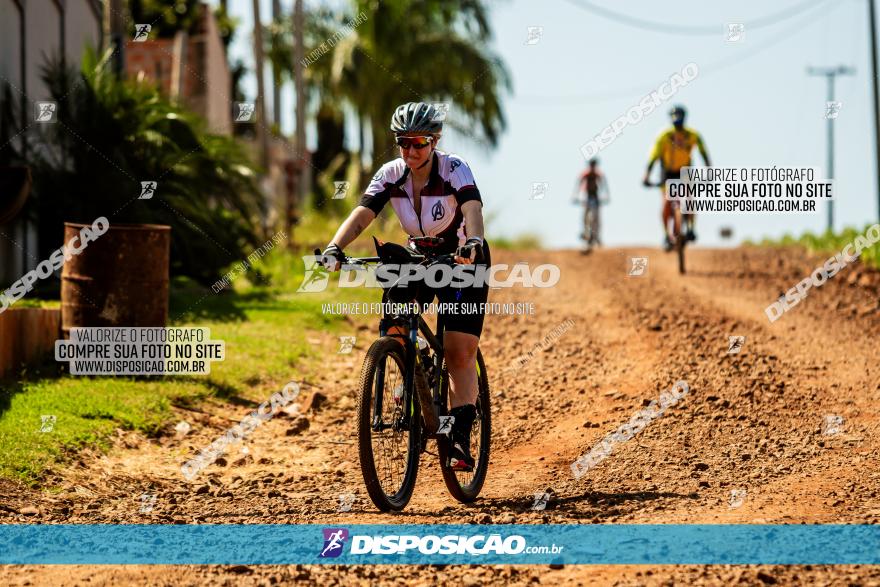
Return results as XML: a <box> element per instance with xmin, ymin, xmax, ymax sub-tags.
<box><xmin>677</xmin><ymin>234</ymin><xmax>686</xmax><ymax>274</ymax></box>
<box><xmin>672</xmin><ymin>202</ymin><xmax>686</xmax><ymax>274</ymax></box>
<box><xmin>357</xmin><ymin>337</ymin><xmax>421</xmax><ymax>511</ymax></box>
<box><xmin>439</xmin><ymin>349</ymin><xmax>491</xmax><ymax>503</ymax></box>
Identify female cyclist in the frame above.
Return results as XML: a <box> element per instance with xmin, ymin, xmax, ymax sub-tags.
<box><xmin>321</xmin><ymin>102</ymin><xmax>490</xmax><ymax>471</ymax></box>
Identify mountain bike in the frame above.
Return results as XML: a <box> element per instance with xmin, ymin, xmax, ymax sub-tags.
<box><xmin>316</xmin><ymin>237</ymin><xmax>491</xmax><ymax>512</ymax></box>
<box><xmin>578</xmin><ymin>197</ymin><xmax>609</xmax><ymax>255</ymax></box>
<box><xmin>645</xmin><ymin>179</ymin><xmax>687</xmax><ymax>274</ymax></box>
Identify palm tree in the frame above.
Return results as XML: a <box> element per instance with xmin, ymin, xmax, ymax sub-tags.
<box><xmin>266</xmin><ymin>0</ymin><xmax>510</xmax><ymax>175</ymax></box>
<box><xmin>264</xmin><ymin>7</ymin><xmax>362</xmax><ymax>210</ymax></box>
<box><xmin>335</xmin><ymin>0</ymin><xmax>511</xmax><ymax>164</ymax></box>
<box><xmin>0</xmin><ymin>49</ymin><xmax>264</xmax><ymax>284</ymax></box>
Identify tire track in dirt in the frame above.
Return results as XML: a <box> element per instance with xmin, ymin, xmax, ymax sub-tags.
<box><xmin>2</xmin><ymin>245</ymin><xmax>880</xmax><ymax>586</ymax></box>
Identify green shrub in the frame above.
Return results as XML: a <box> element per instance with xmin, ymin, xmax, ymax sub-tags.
<box><xmin>0</xmin><ymin>48</ymin><xmax>264</xmax><ymax>286</ymax></box>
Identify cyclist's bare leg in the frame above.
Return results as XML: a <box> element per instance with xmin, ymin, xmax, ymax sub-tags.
<box><xmin>661</xmin><ymin>196</ymin><xmax>678</xmax><ymax>242</ymax></box>
<box><xmin>673</xmin><ymin>204</ymin><xmax>684</xmax><ymax>242</ymax></box>
<box><xmin>444</xmin><ymin>331</ymin><xmax>478</xmax><ymax>408</ymax></box>
<box><xmin>385</xmin><ymin>325</ymin><xmax>478</xmax><ymax>408</ymax></box>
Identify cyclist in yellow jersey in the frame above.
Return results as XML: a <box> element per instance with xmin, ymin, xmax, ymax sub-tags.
<box><xmin>643</xmin><ymin>105</ymin><xmax>711</xmax><ymax>251</ymax></box>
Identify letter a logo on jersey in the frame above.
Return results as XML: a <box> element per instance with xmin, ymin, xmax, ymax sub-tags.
<box><xmin>431</xmin><ymin>200</ymin><xmax>445</xmax><ymax>221</ymax></box>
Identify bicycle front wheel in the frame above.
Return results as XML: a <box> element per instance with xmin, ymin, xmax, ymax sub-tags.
<box><xmin>357</xmin><ymin>337</ymin><xmax>421</xmax><ymax>512</ymax></box>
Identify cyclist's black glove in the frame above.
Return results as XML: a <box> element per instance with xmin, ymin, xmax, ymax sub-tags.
<box><xmin>456</xmin><ymin>238</ymin><xmax>484</xmax><ymax>264</ymax></box>
<box><xmin>320</xmin><ymin>243</ymin><xmax>345</xmax><ymax>271</ymax></box>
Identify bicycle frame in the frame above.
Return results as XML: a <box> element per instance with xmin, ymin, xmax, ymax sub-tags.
<box><xmin>317</xmin><ymin>239</ymin><xmax>457</xmax><ymax>443</ymax></box>
<box><xmin>375</xmin><ymin>310</ymin><xmax>447</xmax><ymax>439</ymax></box>
<box><xmin>331</xmin><ymin>237</ymin><xmax>491</xmax><ymax>510</ymax></box>
<box><xmin>418</xmin><ymin>314</ymin><xmax>447</xmax><ymax>435</ymax></box>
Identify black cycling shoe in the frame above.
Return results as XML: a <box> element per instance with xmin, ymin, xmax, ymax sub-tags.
<box><xmin>686</xmin><ymin>228</ymin><xmax>697</xmax><ymax>242</ymax></box>
<box><xmin>447</xmin><ymin>404</ymin><xmax>476</xmax><ymax>472</ymax></box>
<box><xmin>448</xmin><ymin>440</ymin><xmax>475</xmax><ymax>471</ymax></box>
<box><xmin>663</xmin><ymin>236</ymin><xmax>674</xmax><ymax>252</ymax></box>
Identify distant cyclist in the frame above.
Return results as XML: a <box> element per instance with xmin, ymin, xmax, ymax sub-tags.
<box><xmin>573</xmin><ymin>157</ymin><xmax>609</xmax><ymax>250</ymax></box>
<box><xmin>321</xmin><ymin>102</ymin><xmax>488</xmax><ymax>472</ymax></box>
<box><xmin>643</xmin><ymin>105</ymin><xmax>711</xmax><ymax>250</ymax></box>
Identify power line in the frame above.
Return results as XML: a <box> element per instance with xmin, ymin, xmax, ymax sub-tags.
<box><xmin>519</xmin><ymin>0</ymin><xmax>846</xmax><ymax>104</ymax></box>
<box><xmin>562</xmin><ymin>0</ymin><xmax>833</xmax><ymax>36</ymax></box>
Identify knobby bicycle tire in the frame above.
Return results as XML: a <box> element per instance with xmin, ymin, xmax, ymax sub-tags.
<box><xmin>439</xmin><ymin>349</ymin><xmax>491</xmax><ymax>503</ymax></box>
<box><xmin>357</xmin><ymin>337</ymin><xmax>421</xmax><ymax>511</ymax></box>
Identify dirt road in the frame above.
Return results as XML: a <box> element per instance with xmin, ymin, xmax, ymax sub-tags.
<box><xmin>3</xmin><ymin>245</ymin><xmax>880</xmax><ymax>586</ymax></box>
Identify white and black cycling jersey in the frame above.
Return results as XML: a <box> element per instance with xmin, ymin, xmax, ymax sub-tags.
<box><xmin>359</xmin><ymin>150</ymin><xmax>482</xmax><ymax>252</ymax></box>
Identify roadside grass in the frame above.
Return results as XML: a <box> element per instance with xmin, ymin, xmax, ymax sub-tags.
<box><xmin>489</xmin><ymin>232</ymin><xmax>543</xmax><ymax>250</ymax></box>
<box><xmin>291</xmin><ymin>205</ymin><xmax>543</xmax><ymax>252</ymax></box>
<box><xmin>0</xmin><ymin>212</ymin><xmax>541</xmax><ymax>484</ymax></box>
<box><xmin>0</xmin><ymin>245</ymin><xmax>378</xmax><ymax>485</ymax></box>
<box><xmin>748</xmin><ymin>224</ymin><xmax>880</xmax><ymax>269</ymax></box>
<box><xmin>290</xmin><ymin>210</ymin><xmax>402</xmax><ymax>253</ymax></box>
<box><xmin>0</xmin><ymin>378</ymin><xmax>175</xmax><ymax>482</ymax></box>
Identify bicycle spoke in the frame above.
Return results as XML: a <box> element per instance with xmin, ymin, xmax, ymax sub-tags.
<box><xmin>371</xmin><ymin>361</ymin><xmax>410</xmax><ymax>498</ymax></box>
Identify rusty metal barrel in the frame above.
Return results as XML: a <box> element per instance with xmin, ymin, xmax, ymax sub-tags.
<box><xmin>61</xmin><ymin>222</ymin><xmax>171</xmax><ymax>337</ymax></box>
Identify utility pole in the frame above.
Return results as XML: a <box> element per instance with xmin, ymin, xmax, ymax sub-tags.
<box><xmin>807</xmin><ymin>65</ymin><xmax>855</xmax><ymax>232</ymax></box>
<box><xmin>252</xmin><ymin>0</ymin><xmax>270</xmax><ymax>170</ymax></box>
<box><xmin>869</xmin><ymin>0</ymin><xmax>880</xmax><ymax>222</ymax></box>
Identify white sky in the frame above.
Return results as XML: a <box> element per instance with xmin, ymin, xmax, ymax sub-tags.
<box><xmin>223</xmin><ymin>0</ymin><xmax>875</xmax><ymax>248</ymax></box>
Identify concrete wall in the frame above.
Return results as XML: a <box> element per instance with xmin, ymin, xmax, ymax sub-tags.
<box><xmin>25</xmin><ymin>0</ymin><xmax>61</xmax><ymax>104</ymax></box>
<box><xmin>1</xmin><ymin>0</ymin><xmax>28</xmax><ymax>287</ymax></box>
<box><xmin>66</xmin><ymin>0</ymin><xmax>102</xmax><ymax>61</ymax></box>
<box><xmin>0</xmin><ymin>0</ymin><xmax>101</xmax><ymax>288</ymax></box>
<box><xmin>0</xmin><ymin>1</ymin><xmax>23</xmax><ymax>91</ymax></box>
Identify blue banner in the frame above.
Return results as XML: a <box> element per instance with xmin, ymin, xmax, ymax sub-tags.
<box><xmin>0</xmin><ymin>524</ymin><xmax>878</xmax><ymax>565</ymax></box>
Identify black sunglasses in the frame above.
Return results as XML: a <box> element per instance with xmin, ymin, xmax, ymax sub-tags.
<box><xmin>395</xmin><ymin>136</ymin><xmax>434</xmax><ymax>150</ymax></box>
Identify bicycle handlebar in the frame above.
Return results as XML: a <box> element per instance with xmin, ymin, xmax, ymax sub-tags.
<box><xmin>313</xmin><ymin>248</ymin><xmax>457</xmax><ymax>268</ymax></box>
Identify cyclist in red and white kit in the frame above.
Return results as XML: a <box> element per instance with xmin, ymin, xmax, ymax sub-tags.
<box><xmin>321</xmin><ymin>102</ymin><xmax>488</xmax><ymax>471</ymax></box>
<box><xmin>574</xmin><ymin>157</ymin><xmax>609</xmax><ymax>250</ymax></box>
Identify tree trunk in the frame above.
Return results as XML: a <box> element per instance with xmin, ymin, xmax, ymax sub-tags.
<box><xmin>251</xmin><ymin>0</ymin><xmax>269</xmax><ymax>170</ymax></box>
<box><xmin>371</xmin><ymin>117</ymin><xmax>392</xmax><ymax>170</ymax></box>
<box><xmin>357</xmin><ymin>112</ymin><xmax>364</xmax><ymax>163</ymax></box>
<box><xmin>291</xmin><ymin>0</ymin><xmax>306</xmax><ymax>244</ymax></box>
<box><xmin>271</xmin><ymin>0</ymin><xmax>282</xmax><ymax>129</ymax></box>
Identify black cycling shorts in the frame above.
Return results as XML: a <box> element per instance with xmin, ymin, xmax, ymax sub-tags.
<box><xmin>662</xmin><ymin>168</ymin><xmax>682</xmax><ymax>182</ymax></box>
<box><xmin>381</xmin><ymin>241</ymin><xmax>492</xmax><ymax>338</ymax></box>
